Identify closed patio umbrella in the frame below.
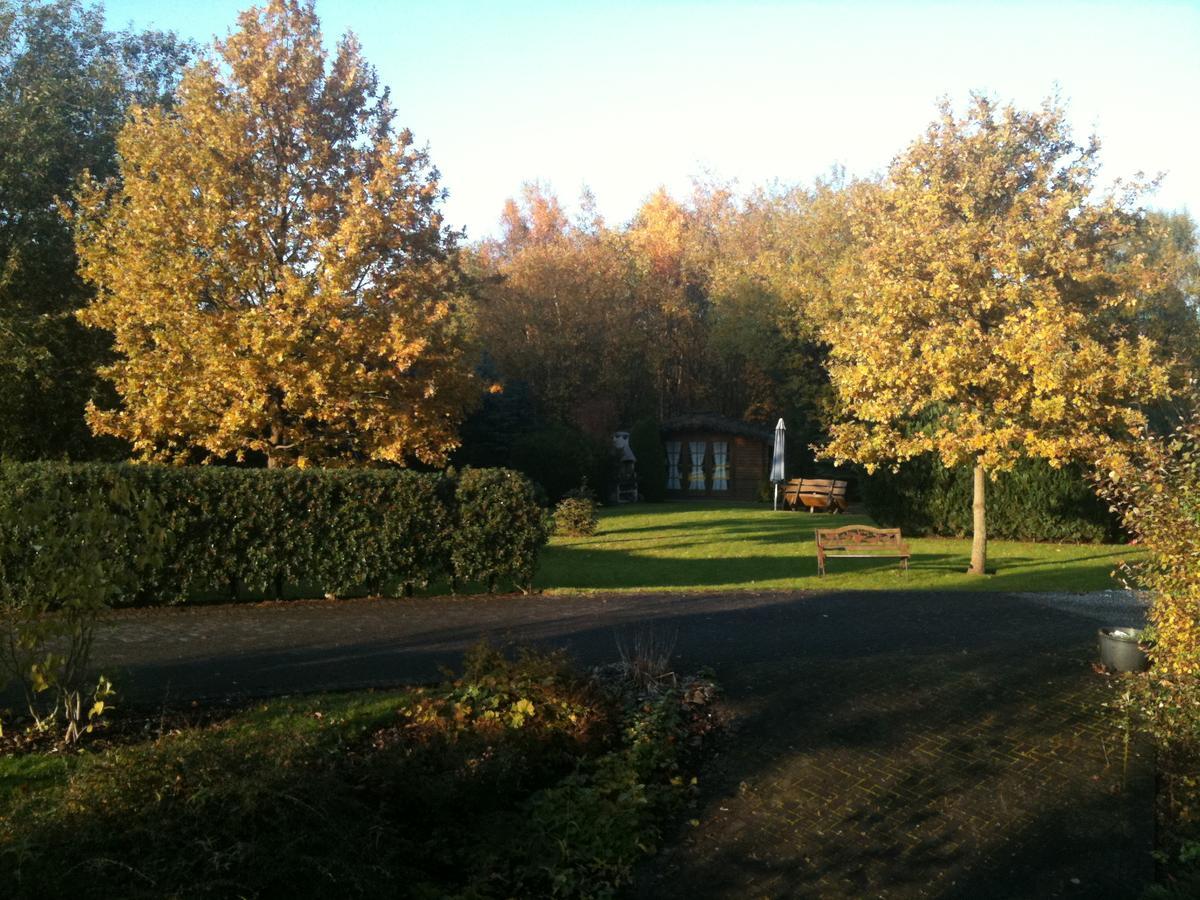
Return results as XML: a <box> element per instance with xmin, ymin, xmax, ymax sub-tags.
<box><xmin>771</xmin><ymin>418</ymin><xmax>786</xmax><ymax>511</ymax></box>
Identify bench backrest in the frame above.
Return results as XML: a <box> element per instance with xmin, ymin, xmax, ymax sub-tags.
<box><xmin>795</xmin><ymin>478</ymin><xmax>849</xmax><ymax>499</ymax></box>
<box><xmin>816</xmin><ymin>525</ymin><xmax>902</xmax><ymax>547</ymax></box>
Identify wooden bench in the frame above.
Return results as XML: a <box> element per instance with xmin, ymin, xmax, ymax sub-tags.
<box><xmin>792</xmin><ymin>478</ymin><xmax>849</xmax><ymax>513</ymax></box>
<box><xmin>815</xmin><ymin>526</ymin><xmax>910</xmax><ymax>576</ymax></box>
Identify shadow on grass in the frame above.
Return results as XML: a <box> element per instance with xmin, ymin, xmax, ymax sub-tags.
<box><xmin>536</xmin><ymin>542</ymin><xmax>1128</xmax><ymax>592</ymax></box>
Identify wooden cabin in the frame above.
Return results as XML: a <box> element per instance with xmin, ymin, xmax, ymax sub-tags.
<box><xmin>660</xmin><ymin>414</ymin><xmax>772</xmax><ymax>502</ymax></box>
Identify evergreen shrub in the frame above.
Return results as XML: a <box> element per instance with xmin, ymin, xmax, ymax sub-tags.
<box><xmin>451</xmin><ymin>468</ymin><xmax>552</xmax><ymax>593</ymax></box>
<box><xmin>628</xmin><ymin>418</ymin><xmax>667</xmax><ymax>502</ymax></box>
<box><xmin>553</xmin><ymin>483</ymin><xmax>600</xmax><ymax>537</ymax></box>
<box><xmin>0</xmin><ymin>463</ymin><xmax>549</xmax><ymax>606</ymax></box>
<box><xmin>509</xmin><ymin>424</ymin><xmax>613</xmax><ymax>503</ymax></box>
<box><xmin>861</xmin><ymin>456</ymin><xmax>1121</xmax><ymax>542</ymax></box>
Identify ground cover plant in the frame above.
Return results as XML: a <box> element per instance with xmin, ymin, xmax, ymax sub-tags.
<box><xmin>538</xmin><ymin>502</ymin><xmax>1139</xmax><ymax>593</ymax></box>
<box><xmin>0</xmin><ymin>644</ymin><xmax>718</xmax><ymax>899</ymax></box>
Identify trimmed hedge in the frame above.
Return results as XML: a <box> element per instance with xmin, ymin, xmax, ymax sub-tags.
<box><xmin>861</xmin><ymin>456</ymin><xmax>1122</xmax><ymax>543</ymax></box>
<box><xmin>450</xmin><ymin>468</ymin><xmax>552</xmax><ymax>593</ymax></box>
<box><xmin>0</xmin><ymin>463</ymin><xmax>549</xmax><ymax>606</ymax></box>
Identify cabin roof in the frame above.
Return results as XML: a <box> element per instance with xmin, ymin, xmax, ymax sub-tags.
<box><xmin>660</xmin><ymin>413</ymin><xmax>773</xmax><ymax>443</ymax></box>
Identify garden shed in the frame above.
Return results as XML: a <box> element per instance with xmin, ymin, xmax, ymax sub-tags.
<box><xmin>660</xmin><ymin>414</ymin><xmax>772</xmax><ymax>502</ymax></box>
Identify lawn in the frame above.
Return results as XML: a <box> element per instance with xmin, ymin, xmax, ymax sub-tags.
<box><xmin>537</xmin><ymin>502</ymin><xmax>1139</xmax><ymax>593</ymax></box>
<box><xmin>0</xmin><ymin>647</ymin><xmax>715</xmax><ymax>900</ymax></box>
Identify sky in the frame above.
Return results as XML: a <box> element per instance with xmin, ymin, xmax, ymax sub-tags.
<box><xmin>102</xmin><ymin>0</ymin><xmax>1200</xmax><ymax>241</ymax></box>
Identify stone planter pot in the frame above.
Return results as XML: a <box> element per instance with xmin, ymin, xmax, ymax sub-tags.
<box><xmin>1098</xmin><ymin>627</ymin><xmax>1151</xmax><ymax>673</ymax></box>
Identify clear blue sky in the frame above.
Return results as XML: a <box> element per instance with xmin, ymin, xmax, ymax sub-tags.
<box><xmin>103</xmin><ymin>0</ymin><xmax>1200</xmax><ymax>240</ymax></box>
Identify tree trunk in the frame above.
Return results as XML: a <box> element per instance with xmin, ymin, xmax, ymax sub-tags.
<box><xmin>969</xmin><ymin>463</ymin><xmax>987</xmax><ymax>575</ymax></box>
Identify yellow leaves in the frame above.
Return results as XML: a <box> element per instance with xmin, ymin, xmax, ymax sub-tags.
<box><xmin>810</xmin><ymin>95</ymin><xmax>1173</xmax><ymax>478</ymax></box>
<box><xmin>70</xmin><ymin>0</ymin><xmax>474</xmax><ymax>468</ymax></box>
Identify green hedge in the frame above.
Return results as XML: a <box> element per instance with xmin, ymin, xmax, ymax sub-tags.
<box><xmin>451</xmin><ymin>468</ymin><xmax>552</xmax><ymax>593</ymax></box>
<box><xmin>0</xmin><ymin>463</ymin><xmax>549</xmax><ymax>606</ymax></box>
<box><xmin>861</xmin><ymin>456</ymin><xmax>1122</xmax><ymax>543</ymax></box>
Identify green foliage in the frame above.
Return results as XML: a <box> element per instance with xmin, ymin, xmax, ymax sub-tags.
<box><xmin>1098</xmin><ymin>410</ymin><xmax>1200</xmax><ymax>675</ymax></box>
<box><xmin>509</xmin><ymin>423</ymin><xmax>612</xmax><ymax>503</ymax></box>
<box><xmin>0</xmin><ymin>462</ymin><xmax>549</xmax><ymax>606</ymax></box>
<box><xmin>1107</xmin><ymin>673</ymin><xmax>1200</xmax><ymax>897</ymax></box>
<box><xmin>452</xmin><ymin>369</ymin><xmax>540</xmax><ymax>469</ymax></box>
<box><xmin>628</xmin><ymin>418</ymin><xmax>667</xmax><ymax>502</ymax></box>
<box><xmin>0</xmin><ymin>0</ymin><xmax>191</xmax><ymax>460</ymax></box>
<box><xmin>451</xmin><ymin>468</ymin><xmax>552</xmax><ymax>593</ymax></box>
<box><xmin>0</xmin><ymin>646</ymin><xmax>717</xmax><ymax>900</ymax></box>
<box><xmin>517</xmin><ymin>687</ymin><xmax>700</xmax><ymax>898</ymax></box>
<box><xmin>1096</xmin><ymin>409</ymin><xmax>1200</xmax><ymax>897</ymax></box>
<box><xmin>0</xmin><ymin>472</ymin><xmax>162</xmax><ymax>740</ymax></box>
<box><xmin>862</xmin><ymin>456</ymin><xmax>1120</xmax><ymax>542</ymax></box>
<box><xmin>554</xmin><ymin>483</ymin><xmax>599</xmax><ymax>537</ymax></box>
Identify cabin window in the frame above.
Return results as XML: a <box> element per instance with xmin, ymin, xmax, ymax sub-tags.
<box><xmin>712</xmin><ymin>441</ymin><xmax>729</xmax><ymax>490</ymax></box>
<box><xmin>688</xmin><ymin>441</ymin><xmax>707</xmax><ymax>490</ymax></box>
<box><xmin>665</xmin><ymin>441</ymin><xmax>682</xmax><ymax>490</ymax></box>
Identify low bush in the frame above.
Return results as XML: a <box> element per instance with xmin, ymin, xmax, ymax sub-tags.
<box><xmin>0</xmin><ymin>463</ymin><xmax>549</xmax><ymax>607</ymax></box>
<box><xmin>554</xmin><ymin>483</ymin><xmax>600</xmax><ymax>537</ymax></box>
<box><xmin>862</xmin><ymin>456</ymin><xmax>1121</xmax><ymax>542</ymax></box>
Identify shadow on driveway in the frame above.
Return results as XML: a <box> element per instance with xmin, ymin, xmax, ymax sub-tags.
<box><xmin>52</xmin><ymin>589</ymin><xmax>1153</xmax><ymax>899</ymax></box>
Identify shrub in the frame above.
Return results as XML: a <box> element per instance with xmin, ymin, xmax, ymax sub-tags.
<box><xmin>0</xmin><ymin>472</ymin><xmax>163</xmax><ymax>740</ymax></box>
<box><xmin>451</xmin><ymin>468</ymin><xmax>552</xmax><ymax>593</ymax></box>
<box><xmin>1098</xmin><ymin>410</ymin><xmax>1200</xmax><ymax>675</ymax></box>
<box><xmin>1097</xmin><ymin>407</ymin><xmax>1200</xmax><ymax>895</ymax></box>
<box><xmin>0</xmin><ymin>645</ymin><xmax>718</xmax><ymax>900</ymax></box>
<box><xmin>862</xmin><ymin>456</ymin><xmax>1120</xmax><ymax>542</ymax></box>
<box><xmin>0</xmin><ymin>463</ymin><xmax>549</xmax><ymax>607</ymax></box>
<box><xmin>510</xmin><ymin>423</ymin><xmax>612</xmax><ymax>503</ymax></box>
<box><xmin>628</xmin><ymin>418</ymin><xmax>667</xmax><ymax>502</ymax></box>
<box><xmin>554</xmin><ymin>483</ymin><xmax>599</xmax><ymax>537</ymax></box>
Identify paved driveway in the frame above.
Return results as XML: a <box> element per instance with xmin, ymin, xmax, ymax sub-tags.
<box><xmin>82</xmin><ymin>590</ymin><xmax>1153</xmax><ymax>898</ymax></box>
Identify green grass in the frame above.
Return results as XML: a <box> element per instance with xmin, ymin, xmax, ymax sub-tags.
<box><xmin>0</xmin><ymin>647</ymin><xmax>707</xmax><ymax>900</ymax></box>
<box><xmin>537</xmin><ymin>502</ymin><xmax>1139</xmax><ymax>593</ymax></box>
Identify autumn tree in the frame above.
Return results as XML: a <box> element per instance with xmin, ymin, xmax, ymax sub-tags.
<box><xmin>474</xmin><ymin>183</ymin><xmax>649</xmax><ymax>432</ymax></box>
<box><xmin>0</xmin><ymin>0</ymin><xmax>190</xmax><ymax>459</ymax></box>
<box><xmin>706</xmin><ymin>175</ymin><xmax>869</xmax><ymax>428</ymax></box>
<box><xmin>1125</xmin><ymin>210</ymin><xmax>1200</xmax><ymax>392</ymax></box>
<box><xmin>813</xmin><ymin>95</ymin><xmax>1173</xmax><ymax>574</ymax></box>
<box><xmin>625</xmin><ymin>188</ymin><xmax>712</xmax><ymax>420</ymax></box>
<box><xmin>72</xmin><ymin>0</ymin><xmax>473</xmax><ymax>467</ymax></box>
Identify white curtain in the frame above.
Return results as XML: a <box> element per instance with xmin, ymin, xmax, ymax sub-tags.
<box><xmin>712</xmin><ymin>441</ymin><xmax>729</xmax><ymax>490</ymax></box>
<box><xmin>688</xmin><ymin>441</ymin><xmax>707</xmax><ymax>490</ymax></box>
<box><xmin>666</xmin><ymin>441</ymin><xmax>682</xmax><ymax>490</ymax></box>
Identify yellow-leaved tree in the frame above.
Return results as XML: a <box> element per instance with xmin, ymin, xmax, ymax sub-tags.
<box><xmin>71</xmin><ymin>0</ymin><xmax>474</xmax><ymax>467</ymax></box>
<box><xmin>814</xmin><ymin>95</ymin><xmax>1173</xmax><ymax>574</ymax></box>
